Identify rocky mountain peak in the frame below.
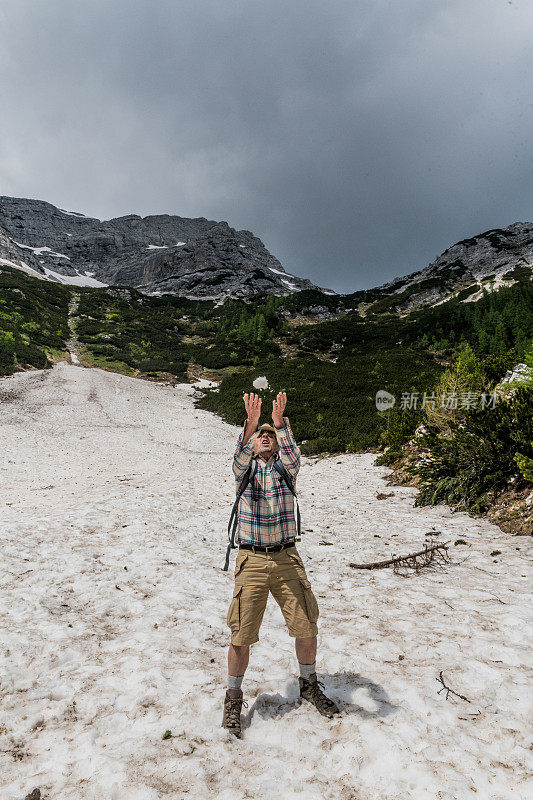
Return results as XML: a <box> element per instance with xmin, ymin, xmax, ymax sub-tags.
<box><xmin>377</xmin><ymin>221</ymin><xmax>533</xmax><ymax>313</ymax></box>
<box><xmin>0</xmin><ymin>195</ymin><xmax>330</xmax><ymax>298</ymax></box>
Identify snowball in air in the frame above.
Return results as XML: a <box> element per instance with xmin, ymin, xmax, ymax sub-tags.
<box><xmin>253</xmin><ymin>376</ymin><xmax>269</xmax><ymax>390</ymax></box>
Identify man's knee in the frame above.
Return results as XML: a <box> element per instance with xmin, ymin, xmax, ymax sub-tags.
<box><xmin>295</xmin><ymin>635</ymin><xmax>317</xmax><ymax>650</ymax></box>
<box><xmin>230</xmin><ymin>643</ymin><xmax>249</xmax><ymax>655</ymax></box>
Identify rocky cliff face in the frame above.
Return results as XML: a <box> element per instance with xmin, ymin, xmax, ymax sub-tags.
<box><xmin>0</xmin><ymin>196</ymin><xmax>327</xmax><ymax>298</ymax></box>
<box><xmin>0</xmin><ymin>225</ymin><xmax>46</xmax><ymax>276</ymax></box>
<box><xmin>378</xmin><ymin>222</ymin><xmax>533</xmax><ymax>312</ymax></box>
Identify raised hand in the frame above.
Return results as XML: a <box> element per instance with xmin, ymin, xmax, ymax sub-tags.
<box><xmin>272</xmin><ymin>391</ymin><xmax>287</xmax><ymax>427</ymax></box>
<box><xmin>243</xmin><ymin>392</ymin><xmax>261</xmax><ymax>427</ymax></box>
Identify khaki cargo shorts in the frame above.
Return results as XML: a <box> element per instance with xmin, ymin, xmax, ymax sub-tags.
<box><xmin>227</xmin><ymin>545</ymin><xmax>319</xmax><ymax>646</ymax></box>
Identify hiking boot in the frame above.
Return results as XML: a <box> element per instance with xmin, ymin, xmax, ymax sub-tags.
<box><xmin>222</xmin><ymin>688</ymin><xmax>248</xmax><ymax>738</ymax></box>
<box><xmin>299</xmin><ymin>673</ymin><xmax>340</xmax><ymax>717</ymax></box>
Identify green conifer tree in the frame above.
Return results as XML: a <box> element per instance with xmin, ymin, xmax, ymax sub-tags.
<box><xmin>514</xmin><ymin>448</ymin><xmax>533</xmax><ymax>482</ymax></box>
<box><xmin>256</xmin><ymin>314</ymin><xmax>268</xmax><ymax>342</ymax></box>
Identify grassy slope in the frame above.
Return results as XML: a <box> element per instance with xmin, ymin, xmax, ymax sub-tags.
<box><xmin>0</xmin><ymin>266</ymin><xmax>70</xmax><ymax>374</ymax></box>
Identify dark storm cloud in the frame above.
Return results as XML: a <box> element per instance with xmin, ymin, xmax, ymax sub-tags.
<box><xmin>1</xmin><ymin>0</ymin><xmax>532</xmax><ymax>292</ymax></box>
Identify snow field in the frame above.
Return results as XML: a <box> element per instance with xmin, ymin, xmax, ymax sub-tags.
<box><xmin>0</xmin><ymin>363</ymin><xmax>531</xmax><ymax>800</ymax></box>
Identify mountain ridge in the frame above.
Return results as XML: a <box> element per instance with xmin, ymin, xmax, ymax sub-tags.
<box><xmin>376</xmin><ymin>222</ymin><xmax>533</xmax><ymax>313</ymax></box>
<box><xmin>0</xmin><ymin>195</ymin><xmax>531</xmax><ymax>309</ymax></box>
<box><xmin>0</xmin><ymin>195</ymin><xmax>327</xmax><ymax>299</ymax></box>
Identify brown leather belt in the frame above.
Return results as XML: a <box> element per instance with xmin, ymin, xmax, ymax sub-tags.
<box><xmin>238</xmin><ymin>541</ymin><xmax>296</xmax><ymax>553</ymax></box>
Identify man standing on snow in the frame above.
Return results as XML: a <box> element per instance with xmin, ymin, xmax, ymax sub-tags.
<box><xmin>222</xmin><ymin>390</ymin><xmax>339</xmax><ymax>738</ymax></box>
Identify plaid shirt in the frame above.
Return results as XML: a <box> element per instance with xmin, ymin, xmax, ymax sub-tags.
<box><xmin>232</xmin><ymin>416</ymin><xmax>301</xmax><ymax>546</ymax></box>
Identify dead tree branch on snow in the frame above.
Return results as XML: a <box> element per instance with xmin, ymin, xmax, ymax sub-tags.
<box><xmin>436</xmin><ymin>671</ymin><xmax>471</xmax><ymax>703</ymax></box>
<box><xmin>348</xmin><ymin>542</ymin><xmax>450</xmax><ymax>573</ymax></box>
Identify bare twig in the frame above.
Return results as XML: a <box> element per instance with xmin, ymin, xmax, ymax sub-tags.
<box><xmin>436</xmin><ymin>671</ymin><xmax>471</xmax><ymax>703</ymax></box>
<box><xmin>481</xmin><ymin>595</ymin><xmax>508</xmax><ymax>605</ymax></box>
<box><xmin>348</xmin><ymin>542</ymin><xmax>450</xmax><ymax>572</ymax></box>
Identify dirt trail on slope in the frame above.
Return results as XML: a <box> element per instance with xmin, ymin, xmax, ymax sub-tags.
<box><xmin>66</xmin><ymin>292</ymin><xmax>81</xmax><ymax>365</ymax></box>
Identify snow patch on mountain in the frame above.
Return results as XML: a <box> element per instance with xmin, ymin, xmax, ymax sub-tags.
<box><xmin>14</xmin><ymin>241</ymin><xmax>71</xmax><ymax>259</ymax></box>
<box><xmin>462</xmin><ymin>273</ymin><xmax>517</xmax><ymax>303</ymax></box>
<box><xmin>281</xmin><ymin>278</ymin><xmax>299</xmax><ymax>290</ymax></box>
<box><xmin>0</xmin><ymin>257</ymin><xmax>44</xmax><ymax>279</ymax></box>
<box><xmin>59</xmin><ymin>208</ymin><xmax>97</xmax><ymax>219</ymax></box>
<box><xmin>41</xmin><ymin>267</ymin><xmax>108</xmax><ymax>287</ymax></box>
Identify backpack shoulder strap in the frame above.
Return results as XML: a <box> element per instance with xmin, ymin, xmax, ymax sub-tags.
<box><xmin>223</xmin><ymin>458</ymin><xmax>258</xmax><ymax>571</ymax></box>
<box><xmin>272</xmin><ymin>458</ymin><xmax>295</xmax><ymax>495</ymax></box>
<box><xmin>272</xmin><ymin>458</ymin><xmax>301</xmax><ymax>539</ymax></box>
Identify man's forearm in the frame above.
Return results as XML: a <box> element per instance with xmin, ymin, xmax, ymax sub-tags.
<box><xmin>242</xmin><ymin>418</ymin><xmax>258</xmax><ymax>446</ymax></box>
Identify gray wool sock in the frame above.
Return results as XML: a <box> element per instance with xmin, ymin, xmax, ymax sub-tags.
<box><xmin>228</xmin><ymin>675</ymin><xmax>243</xmax><ymax>690</ymax></box>
<box><xmin>299</xmin><ymin>661</ymin><xmax>316</xmax><ymax>681</ymax></box>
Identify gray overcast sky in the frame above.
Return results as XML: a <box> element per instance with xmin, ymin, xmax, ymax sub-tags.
<box><xmin>1</xmin><ymin>0</ymin><xmax>532</xmax><ymax>293</ymax></box>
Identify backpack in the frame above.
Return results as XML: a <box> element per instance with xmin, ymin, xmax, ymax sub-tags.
<box><xmin>223</xmin><ymin>457</ymin><xmax>301</xmax><ymax>571</ymax></box>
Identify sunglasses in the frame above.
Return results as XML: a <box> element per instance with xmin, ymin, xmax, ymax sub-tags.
<box><xmin>258</xmin><ymin>431</ymin><xmax>277</xmax><ymax>439</ymax></box>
